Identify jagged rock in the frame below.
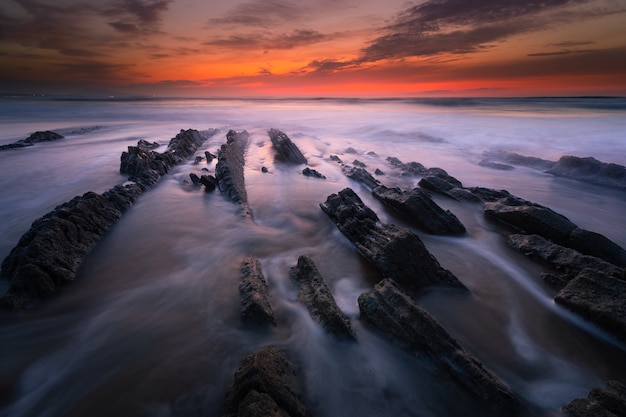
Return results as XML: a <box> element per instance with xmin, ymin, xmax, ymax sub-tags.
<box><xmin>482</xmin><ymin>150</ymin><xmax>555</xmax><ymax>170</ymax></box>
<box><xmin>289</xmin><ymin>255</ymin><xmax>356</xmax><ymax>341</ymax></box>
<box><xmin>358</xmin><ymin>279</ymin><xmax>521</xmax><ymax>416</ymax></box>
<box><xmin>189</xmin><ymin>173</ymin><xmax>201</xmax><ymax>185</ymax></box>
<box><xmin>353</xmin><ymin>159</ymin><xmax>366</xmax><ymax>167</ymax></box>
<box><xmin>342</xmin><ymin>166</ymin><xmax>381</xmax><ymax>189</ymax></box>
<box><xmin>485</xmin><ymin>197</ymin><xmax>626</xmax><ymax>267</ymax></box>
<box><xmin>199</xmin><ymin>175</ymin><xmax>217</xmax><ymax>191</ymax></box>
<box><xmin>345</xmin><ymin>147</ymin><xmax>358</xmax><ymax>154</ymax></box>
<box><xmin>507</xmin><ymin>234</ymin><xmax>623</xmax><ymax>282</ymax></box>
<box><xmin>478</xmin><ymin>159</ymin><xmax>515</xmax><ymax>170</ymax></box>
<box><xmin>329</xmin><ymin>155</ymin><xmax>343</xmax><ymax>164</ymax></box>
<box><xmin>223</xmin><ymin>346</ymin><xmax>306</xmax><ymax>417</ymax></box>
<box><xmin>215</xmin><ymin>130</ymin><xmax>252</xmax><ymax>218</ymax></box>
<box><xmin>0</xmin><ymin>130</ymin><xmax>64</xmax><ymax>150</ymax></box>
<box><xmin>418</xmin><ymin>174</ymin><xmax>482</xmax><ymax>202</ymax></box>
<box><xmin>261</xmin><ymin>166</ymin><xmax>269</xmax><ymax>173</ymax></box>
<box><xmin>320</xmin><ymin>188</ymin><xmax>467</xmax><ymax>292</ymax></box>
<box><xmin>563</xmin><ymin>380</ymin><xmax>626</xmax><ymax>417</ymax></box>
<box><xmin>267</xmin><ymin>129</ymin><xmax>307</xmax><ymax>164</ymax></box>
<box><xmin>205</xmin><ymin>151</ymin><xmax>216</xmax><ymax>163</ymax></box>
<box><xmin>0</xmin><ymin>129</ymin><xmax>210</xmax><ymax>310</ymax></box>
<box><xmin>547</xmin><ymin>156</ymin><xmax>626</xmax><ymax>190</ymax></box>
<box><xmin>465</xmin><ymin>187</ymin><xmax>511</xmax><ymax>202</ymax></box>
<box><xmin>371</xmin><ymin>185</ymin><xmax>466</xmax><ymax>235</ymax></box>
<box><xmin>302</xmin><ymin>167</ymin><xmax>325</xmax><ymax>179</ymax></box>
<box><xmin>374</xmin><ymin>168</ymin><xmax>384</xmax><ymax>176</ymax></box>
<box><xmin>239</xmin><ymin>257</ymin><xmax>275</xmax><ymax>326</ymax></box>
<box><xmin>194</xmin><ymin>156</ymin><xmax>203</xmax><ymax>164</ymax></box>
<box><xmin>137</xmin><ymin>139</ymin><xmax>160</xmax><ymax>150</ymax></box>
<box><xmin>555</xmin><ymin>269</ymin><xmax>626</xmax><ymax>344</ymax></box>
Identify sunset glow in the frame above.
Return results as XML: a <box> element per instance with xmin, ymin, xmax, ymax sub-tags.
<box><xmin>1</xmin><ymin>0</ymin><xmax>625</xmax><ymax>97</ymax></box>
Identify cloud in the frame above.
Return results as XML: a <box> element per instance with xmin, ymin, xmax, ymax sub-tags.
<box><xmin>527</xmin><ymin>49</ymin><xmax>598</xmax><ymax>57</ymax></box>
<box><xmin>359</xmin><ymin>0</ymin><xmax>616</xmax><ymax>62</ymax></box>
<box><xmin>109</xmin><ymin>21</ymin><xmax>139</xmax><ymax>33</ymax></box>
<box><xmin>106</xmin><ymin>0</ymin><xmax>172</xmax><ymax>33</ymax></box>
<box><xmin>207</xmin><ymin>0</ymin><xmax>305</xmax><ymax>27</ymax></box>
<box><xmin>205</xmin><ymin>29</ymin><xmax>335</xmax><ymax>50</ymax></box>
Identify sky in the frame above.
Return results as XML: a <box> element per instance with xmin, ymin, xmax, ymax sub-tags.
<box><xmin>1</xmin><ymin>0</ymin><xmax>625</xmax><ymax>97</ymax></box>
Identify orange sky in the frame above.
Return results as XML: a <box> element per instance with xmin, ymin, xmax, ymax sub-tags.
<box><xmin>1</xmin><ymin>0</ymin><xmax>625</xmax><ymax>97</ymax></box>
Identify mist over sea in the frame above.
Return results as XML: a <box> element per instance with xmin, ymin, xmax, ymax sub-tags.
<box><xmin>1</xmin><ymin>97</ymin><xmax>625</xmax><ymax>417</ymax></box>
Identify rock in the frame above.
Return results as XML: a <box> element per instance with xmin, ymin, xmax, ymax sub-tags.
<box><xmin>261</xmin><ymin>166</ymin><xmax>269</xmax><ymax>173</ymax></box>
<box><xmin>0</xmin><ymin>130</ymin><xmax>64</xmax><ymax>150</ymax></box>
<box><xmin>506</xmin><ymin>234</ymin><xmax>623</xmax><ymax>282</ymax></box>
<box><xmin>189</xmin><ymin>173</ymin><xmax>201</xmax><ymax>185</ymax></box>
<box><xmin>547</xmin><ymin>156</ymin><xmax>626</xmax><ymax>190</ymax></box>
<box><xmin>137</xmin><ymin>139</ymin><xmax>160</xmax><ymax>150</ymax></box>
<box><xmin>329</xmin><ymin>155</ymin><xmax>343</xmax><ymax>164</ymax></box>
<box><xmin>485</xmin><ymin>197</ymin><xmax>626</xmax><ymax>267</ymax></box>
<box><xmin>345</xmin><ymin>147</ymin><xmax>358</xmax><ymax>154</ymax></box>
<box><xmin>555</xmin><ymin>269</ymin><xmax>626</xmax><ymax>343</ymax></box>
<box><xmin>465</xmin><ymin>187</ymin><xmax>512</xmax><ymax>202</ymax></box>
<box><xmin>341</xmin><ymin>166</ymin><xmax>381</xmax><ymax>189</ymax></box>
<box><xmin>223</xmin><ymin>346</ymin><xmax>306</xmax><ymax>417</ymax></box>
<box><xmin>353</xmin><ymin>159</ymin><xmax>366</xmax><ymax>167</ymax></box>
<box><xmin>482</xmin><ymin>150</ymin><xmax>555</xmax><ymax>171</ymax></box>
<box><xmin>563</xmin><ymin>380</ymin><xmax>626</xmax><ymax>417</ymax></box>
<box><xmin>194</xmin><ymin>156</ymin><xmax>203</xmax><ymax>164</ymax></box>
<box><xmin>289</xmin><ymin>255</ymin><xmax>356</xmax><ymax>341</ymax></box>
<box><xmin>320</xmin><ymin>188</ymin><xmax>467</xmax><ymax>292</ymax></box>
<box><xmin>199</xmin><ymin>175</ymin><xmax>217</xmax><ymax>191</ymax></box>
<box><xmin>478</xmin><ymin>159</ymin><xmax>515</xmax><ymax>170</ymax></box>
<box><xmin>358</xmin><ymin>279</ymin><xmax>521</xmax><ymax>416</ymax></box>
<box><xmin>418</xmin><ymin>175</ymin><xmax>481</xmax><ymax>202</ymax></box>
<box><xmin>215</xmin><ymin>130</ymin><xmax>253</xmax><ymax>218</ymax></box>
<box><xmin>267</xmin><ymin>128</ymin><xmax>307</xmax><ymax>164</ymax></box>
<box><xmin>374</xmin><ymin>168</ymin><xmax>385</xmax><ymax>176</ymax></box>
<box><xmin>205</xmin><ymin>151</ymin><xmax>216</xmax><ymax>163</ymax></box>
<box><xmin>239</xmin><ymin>257</ymin><xmax>276</xmax><ymax>326</ymax></box>
<box><xmin>371</xmin><ymin>185</ymin><xmax>466</xmax><ymax>235</ymax></box>
<box><xmin>301</xmin><ymin>167</ymin><xmax>326</xmax><ymax>179</ymax></box>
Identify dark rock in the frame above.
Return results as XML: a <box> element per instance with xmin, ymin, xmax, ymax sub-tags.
<box><xmin>371</xmin><ymin>185</ymin><xmax>466</xmax><ymax>235</ymax></box>
<box><xmin>223</xmin><ymin>346</ymin><xmax>306</xmax><ymax>417</ymax></box>
<box><xmin>418</xmin><ymin>175</ymin><xmax>481</xmax><ymax>202</ymax></box>
<box><xmin>215</xmin><ymin>130</ymin><xmax>253</xmax><ymax>218</ymax></box>
<box><xmin>374</xmin><ymin>168</ymin><xmax>384</xmax><ymax>176</ymax></box>
<box><xmin>320</xmin><ymin>188</ymin><xmax>467</xmax><ymax>292</ymax></box>
<box><xmin>353</xmin><ymin>159</ymin><xmax>366</xmax><ymax>167</ymax></box>
<box><xmin>547</xmin><ymin>156</ymin><xmax>626</xmax><ymax>190</ymax></box>
<box><xmin>358</xmin><ymin>279</ymin><xmax>521</xmax><ymax>416</ymax></box>
<box><xmin>555</xmin><ymin>269</ymin><xmax>626</xmax><ymax>343</ymax></box>
<box><xmin>563</xmin><ymin>380</ymin><xmax>626</xmax><ymax>417</ymax></box>
<box><xmin>137</xmin><ymin>139</ymin><xmax>160</xmax><ymax>150</ymax></box>
<box><xmin>507</xmin><ymin>234</ymin><xmax>623</xmax><ymax>282</ymax></box>
<box><xmin>239</xmin><ymin>257</ymin><xmax>276</xmax><ymax>326</ymax></box>
<box><xmin>261</xmin><ymin>166</ymin><xmax>269</xmax><ymax>173</ymax></box>
<box><xmin>199</xmin><ymin>175</ymin><xmax>217</xmax><ymax>191</ymax></box>
<box><xmin>0</xmin><ymin>130</ymin><xmax>64</xmax><ymax>150</ymax></box>
<box><xmin>194</xmin><ymin>156</ymin><xmax>203</xmax><ymax>164</ymax></box>
<box><xmin>478</xmin><ymin>159</ymin><xmax>515</xmax><ymax>170</ymax></box>
<box><xmin>541</xmin><ymin>272</ymin><xmax>569</xmax><ymax>290</ymax></box>
<box><xmin>302</xmin><ymin>167</ymin><xmax>326</xmax><ymax>179</ymax></box>
<box><xmin>485</xmin><ymin>197</ymin><xmax>626</xmax><ymax>267</ymax></box>
<box><xmin>329</xmin><ymin>155</ymin><xmax>343</xmax><ymax>164</ymax></box>
<box><xmin>268</xmin><ymin>128</ymin><xmax>307</xmax><ymax>165</ymax></box>
<box><xmin>289</xmin><ymin>255</ymin><xmax>356</xmax><ymax>341</ymax></box>
<box><xmin>205</xmin><ymin>151</ymin><xmax>216</xmax><ymax>163</ymax></box>
<box><xmin>345</xmin><ymin>147</ymin><xmax>358</xmax><ymax>154</ymax></box>
<box><xmin>465</xmin><ymin>187</ymin><xmax>512</xmax><ymax>202</ymax></box>
<box><xmin>189</xmin><ymin>173</ymin><xmax>201</xmax><ymax>185</ymax></box>
<box><xmin>482</xmin><ymin>150</ymin><xmax>555</xmax><ymax>171</ymax></box>
<box><xmin>341</xmin><ymin>166</ymin><xmax>381</xmax><ymax>189</ymax></box>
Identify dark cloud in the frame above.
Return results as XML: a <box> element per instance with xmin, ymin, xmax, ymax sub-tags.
<box><xmin>527</xmin><ymin>49</ymin><xmax>598</xmax><ymax>57</ymax></box>
<box><xmin>116</xmin><ymin>0</ymin><xmax>171</xmax><ymax>25</ymax></box>
<box><xmin>359</xmin><ymin>0</ymin><xmax>606</xmax><ymax>62</ymax></box>
<box><xmin>207</xmin><ymin>0</ymin><xmax>304</xmax><ymax>27</ymax></box>
<box><xmin>206</xmin><ymin>29</ymin><xmax>334</xmax><ymax>50</ymax></box>
<box><xmin>59</xmin><ymin>48</ymin><xmax>103</xmax><ymax>57</ymax></box>
<box><xmin>53</xmin><ymin>60</ymin><xmax>137</xmax><ymax>81</ymax></box>
<box><xmin>109</xmin><ymin>21</ymin><xmax>139</xmax><ymax>33</ymax></box>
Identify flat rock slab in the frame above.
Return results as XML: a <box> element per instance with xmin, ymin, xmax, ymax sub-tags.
<box><xmin>555</xmin><ymin>268</ymin><xmax>626</xmax><ymax>344</ymax></box>
<box><xmin>239</xmin><ymin>257</ymin><xmax>276</xmax><ymax>326</ymax></box>
<box><xmin>215</xmin><ymin>130</ymin><xmax>253</xmax><ymax>219</ymax></box>
<box><xmin>358</xmin><ymin>279</ymin><xmax>521</xmax><ymax>416</ymax></box>
<box><xmin>0</xmin><ymin>130</ymin><xmax>64</xmax><ymax>150</ymax></box>
<box><xmin>372</xmin><ymin>185</ymin><xmax>466</xmax><ymax>235</ymax></box>
<box><xmin>223</xmin><ymin>345</ymin><xmax>307</xmax><ymax>417</ymax></box>
<box><xmin>320</xmin><ymin>188</ymin><xmax>467</xmax><ymax>293</ymax></box>
<box><xmin>268</xmin><ymin>128</ymin><xmax>307</xmax><ymax>165</ymax></box>
<box><xmin>289</xmin><ymin>255</ymin><xmax>356</xmax><ymax>341</ymax></box>
<box><xmin>547</xmin><ymin>155</ymin><xmax>626</xmax><ymax>190</ymax></box>
<box><xmin>563</xmin><ymin>380</ymin><xmax>626</xmax><ymax>417</ymax></box>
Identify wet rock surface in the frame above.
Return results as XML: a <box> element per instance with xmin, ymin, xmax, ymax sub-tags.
<box><xmin>563</xmin><ymin>380</ymin><xmax>626</xmax><ymax>417</ymax></box>
<box><xmin>301</xmin><ymin>167</ymin><xmax>325</xmax><ymax>179</ymax></box>
<box><xmin>320</xmin><ymin>188</ymin><xmax>468</xmax><ymax>292</ymax></box>
<box><xmin>223</xmin><ymin>346</ymin><xmax>307</xmax><ymax>417</ymax></box>
<box><xmin>482</xmin><ymin>150</ymin><xmax>555</xmax><ymax>171</ymax></box>
<box><xmin>547</xmin><ymin>155</ymin><xmax>626</xmax><ymax>190</ymax></box>
<box><xmin>0</xmin><ymin>130</ymin><xmax>65</xmax><ymax>150</ymax></box>
<box><xmin>215</xmin><ymin>130</ymin><xmax>253</xmax><ymax>218</ymax></box>
<box><xmin>358</xmin><ymin>279</ymin><xmax>521</xmax><ymax>416</ymax></box>
<box><xmin>289</xmin><ymin>255</ymin><xmax>356</xmax><ymax>341</ymax></box>
<box><xmin>268</xmin><ymin>128</ymin><xmax>307</xmax><ymax>165</ymax></box>
<box><xmin>239</xmin><ymin>257</ymin><xmax>276</xmax><ymax>326</ymax></box>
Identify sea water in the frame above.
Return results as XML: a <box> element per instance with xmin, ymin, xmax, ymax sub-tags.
<box><xmin>0</xmin><ymin>97</ymin><xmax>625</xmax><ymax>417</ymax></box>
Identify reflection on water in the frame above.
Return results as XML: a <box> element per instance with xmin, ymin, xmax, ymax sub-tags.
<box><xmin>0</xmin><ymin>98</ymin><xmax>625</xmax><ymax>416</ymax></box>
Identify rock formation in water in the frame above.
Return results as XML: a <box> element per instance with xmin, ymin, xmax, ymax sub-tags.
<box><xmin>482</xmin><ymin>150</ymin><xmax>555</xmax><ymax>171</ymax></box>
<box><xmin>478</xmin><ymin>159</ymin><xmax>515</xmax><ymax>170</ymax></box>
<box><xmin>320</xmin><ymin>188</ymin><xmax>468</xmax><ymax>293</ymax></box>
<box><xmin>358</xmin><ymin>279</ymin><xmax>521</xmax><ymax>416</ymax></box>
<box><xmin>223</xmin><ymin>345</ymin><xmax>307</xmax><ymax>417</ymax></box>
<box><xmin>301</xmin><ymin>167</ymin><xmax>326</xmax><ymax>179</ymax></box>
<box><xmin>418</xmin><ymin>173</ymin><xmax>482</xmax><ymax>202</ymax></box>
<box><xmin>268</xmin><ymin>128</ymin><xmax>307</xmax><ymax>164</ymax></box>
<box><xmin>563</xmin><ymin>380</ymin><xmax>626</xmax><ymax>417</ymax></box>
<box><xmin>342</xmin><ymin>165</ymin><xmax>381</xmax><ymax>189</ymax></box>
<box><xmin>0</xmin><ymin>129</ymin><xmax>212</xmax><ymax>310</ymax></box>
<box><xmin>239</xmin><ymin>257</ymin><xmax>276</xmax><ymax>326</ymax></box>
<box><xmin>289</xmin><ymin>255</ymin><xmax>356</xmax><ymax>341</ymax></box>
<box><xmin>215</xmin><ymin>130</ymin><xmax>253</xmax><ymax>219</ymax></box>
<box><xmin>0</xmin><ymin>130</ymin><xmax>65</xmax><ymax>150</ymax></box>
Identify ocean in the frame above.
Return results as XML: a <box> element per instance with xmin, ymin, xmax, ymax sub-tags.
<box><xmin>1</xmin><ymin>97</ymin><xmax>625</xmax><ymax>416</ymax></box>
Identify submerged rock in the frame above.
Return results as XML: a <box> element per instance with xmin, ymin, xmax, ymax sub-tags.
<box><xmin>239</xmin><ymin>257</ymin><xmax>276</xmax><ymax>326</ymax></box>
<box><xmin>0</xmin><ymin>130</ymin><xmax>64</xmax><ymax>150</ymax></box>
<box><xmin>289</xmin><ymin>255</ymin><xmax>356</xmax><ymax>341</ymax></box>
<box><xmin>342</xmin><ymin>165</ymin><xmax>381</xmax><ymax>189</ymax></box>
<box><xmin>358</xmin><ymin>279</ymin><xmax>521</xmax><ymax>416</ymax></box>
<box><xmin>563</xmin><ymin>380</ymin><xmax>626</xmax><ymax>417</ymax></box>
<box><xmin>199</xmin><ymin>174</ymin><xmax>217</xmax><ymax>191</ymax></box>
<box><xmin>268</xmin><ymin>128</ymin><xmax>307</xmax><ymax>164</ymax></box>
<box><xmin>320</xmin><ymin>188</ymin><xmax>467</xmax><ymax>292</ymax></box>
<box><xmin>372</xmin><ymin>185</ymin><xmax>466</xmax><ymax>235</ymax></box>
<box><xmin>302</xmin><ymin>167</ymin><xmax>326</xmax><ymax>179</ymax></box>
<box><xmin>547</xmin><ymin>155</ymin><xmax>626</xmax><ymax>190</ymax></box>
<box><xmin>482</xmin><ymin>150</ymin><xmax>555</xmax><ymax>171</ymax></box>
<box><xmin>215</xmin><ymin>130</ymin><xmax>253</xmax><ymax>218</ymax></box>
<box><xmin>223</xmin><ymin>346</ymin><xmax>307</xmax><ymax>417</ymax></box>
<box><xmin>418</xmin><ymin>174</ymin><xmax>481</xmax><ymax>202</ymax></box>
